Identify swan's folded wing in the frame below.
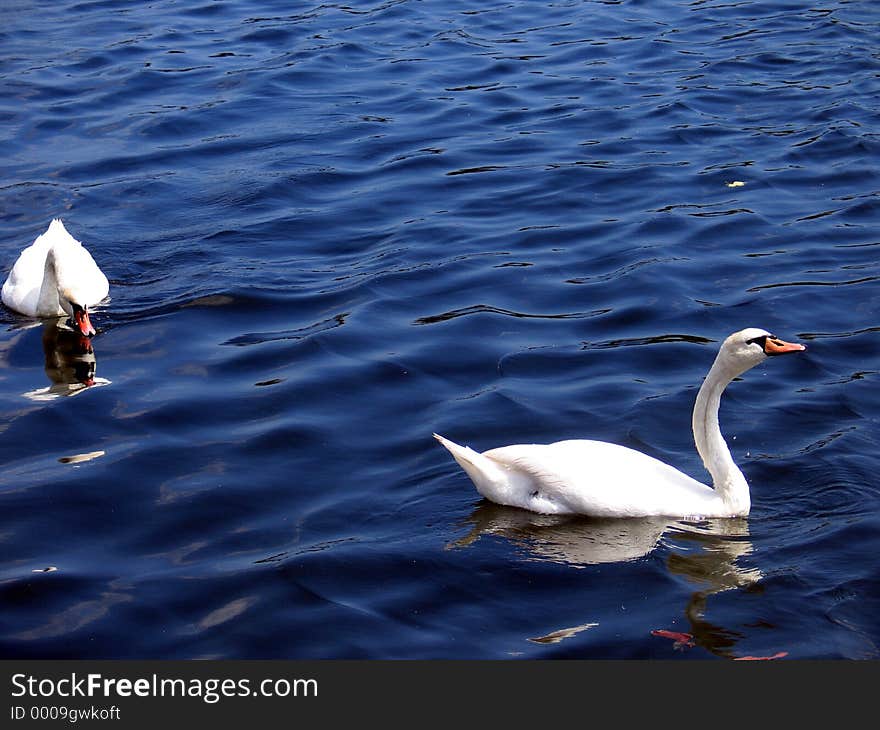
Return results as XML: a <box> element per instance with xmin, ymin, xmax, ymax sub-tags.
<box><xmin>1</xmin><ymin>243</ymin><xmax>46</xmax><ymax>315</ymax></box>
<box><xmin>484</xmin><ymin>440</ymin><xmax>719</xmax><ymax>518</ymax></box>
<box><xmin>55</xmin><ymin>244</ymin><xmax>110</xmax><ymax>307</ymax></box>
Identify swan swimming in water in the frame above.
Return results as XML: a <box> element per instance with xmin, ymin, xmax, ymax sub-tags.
<box><xmin>434</xmin><ymin>328</ymin><xmax>806</xmax><ymax>519</ymax></box>
<box><xmin>1</xmin><ymin>219</ymin><xmax>109</xmax><ymax>336</ymax></box>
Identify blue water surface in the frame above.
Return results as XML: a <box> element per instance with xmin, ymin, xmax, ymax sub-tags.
<box><xmin>0</xmin><ymin>0</ymin><xmax>878</xmax><ymax>659</ymax></box>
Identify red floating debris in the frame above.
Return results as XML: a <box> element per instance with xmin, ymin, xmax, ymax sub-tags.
<box><xmin>651</xmin><ymin>629</ymin><xmax>695</xmax><ymax>649</ymax></box>
<box><xmin>733</xmin><ymin>651</ymin><xmax>788</xmax><ymax>661</ymax></box>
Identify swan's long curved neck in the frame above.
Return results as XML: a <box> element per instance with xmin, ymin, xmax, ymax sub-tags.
<box><xmin>692</xmin><ymin>353</ymin><xmax>750</xmax><ymax>514</ymax></box>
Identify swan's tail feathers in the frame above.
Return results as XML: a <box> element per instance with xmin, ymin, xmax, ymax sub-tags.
<box><xmin>433</xmin><ymin>433</ymin><xmax>504</xmax><ymax>499</ymax></box>
<box><xmin>433</xmin><ymin>433</ymin><xmax>479</xmax><ymax>468</ymax></box>
<box><xmin>48</xmin><ymin>218</ymin><xmax>69</xmax><ymax>236</ymax></box>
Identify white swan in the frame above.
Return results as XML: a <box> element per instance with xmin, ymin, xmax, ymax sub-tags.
<box><xmin>1</xmin><ymin>219</ymin><xmax>109</xmax><ymax>336</ymax></box>
<box><xmin>434</xmin><ymin>328</ymin><xmax>806</xmax><ymax>519</ymax></box>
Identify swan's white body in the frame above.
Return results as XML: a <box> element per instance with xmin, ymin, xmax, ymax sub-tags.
<box><xmin>435</xmin><ymin>328</ymin><xmax>805</xmax><ymax>519</ymax></box>
<box><xmin>2</xmin><ymin>219</ymin><xmax>109</xmax><ymax>335</ymax></box>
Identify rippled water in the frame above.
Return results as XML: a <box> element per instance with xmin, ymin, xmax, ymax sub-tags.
<box><xmin>1</xmin><ymin>0</ymin><xmax>878</xmax><ymax>659</ymax></box>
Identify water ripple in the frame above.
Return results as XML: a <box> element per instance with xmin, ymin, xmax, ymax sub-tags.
<box><xmin>1</xmin><ymin>0</ymin><xmax>878</xmax><ymax>660</ymax></box>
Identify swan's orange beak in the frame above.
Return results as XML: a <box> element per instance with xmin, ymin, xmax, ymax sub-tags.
<box><xmin>73</xmin><ymin>307</ymin><xmax>96</xmax><ymax>337</ymax></box>
<box><xmin>763</xmin><ymin>337</ymin><xmax>805</xmax><ymax>356</ymax></box>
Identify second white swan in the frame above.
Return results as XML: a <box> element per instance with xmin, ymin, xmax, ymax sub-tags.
<box><xmin>434</xmin><ymin>328</ymin><xmax>806</xmax><ymax>518</ymax></box>
<box><xmin>2</xmin><ymin>219</ymin><xmax>109</xmax><ymax>337</ymax></box>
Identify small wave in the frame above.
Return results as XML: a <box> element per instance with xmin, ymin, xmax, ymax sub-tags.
<box><xmin>414</xmin><ymin>304</ymin><xmax>608</xmax><ymax>326</ymax></box>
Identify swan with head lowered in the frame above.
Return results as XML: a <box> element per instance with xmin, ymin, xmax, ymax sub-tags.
<box><xmin>2</xmin><ymin>219</ymin><xmax>109</xmax><ymax>336</ymax></box>
<box><xmin>434</xmin><ymin>328</ymin><xmax>806</xmax><ymax>519</ymax></box>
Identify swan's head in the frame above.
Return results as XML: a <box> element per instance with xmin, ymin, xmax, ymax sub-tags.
<box><xmin>45</xmin><ymin>244</ymin><xmax>98</xmax><ymax>337</ymax></box>
<box><xmin>57</xmin><ymin>289</ymin><xmax>96</xmax><ymax>337</ymax></box>
<box><xmin>719</xmin><ymin>327</ymin><xmax>806</xmax><ymax>377</ymax></box>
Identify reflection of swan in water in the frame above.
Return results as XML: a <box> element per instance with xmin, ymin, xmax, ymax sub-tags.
<box><xmin>448</xmin><ymin>502</ymin><xmax>672</xmax><ymax>566</ymax></box>
<box><xmin>450</xmin><ymin>502</ymin><xmax>767</xmax><ymax>657</ymax></box>
<box><xmin>22</xmin><ymin>318</ymin><xmax>110</xmax><ymax>401</ymax></box>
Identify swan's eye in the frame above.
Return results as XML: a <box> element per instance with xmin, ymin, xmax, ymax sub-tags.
<box><xmin>745</xmin><ymin>335</ymin><xmax>769</xmax><ymax>349</ymax></box>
